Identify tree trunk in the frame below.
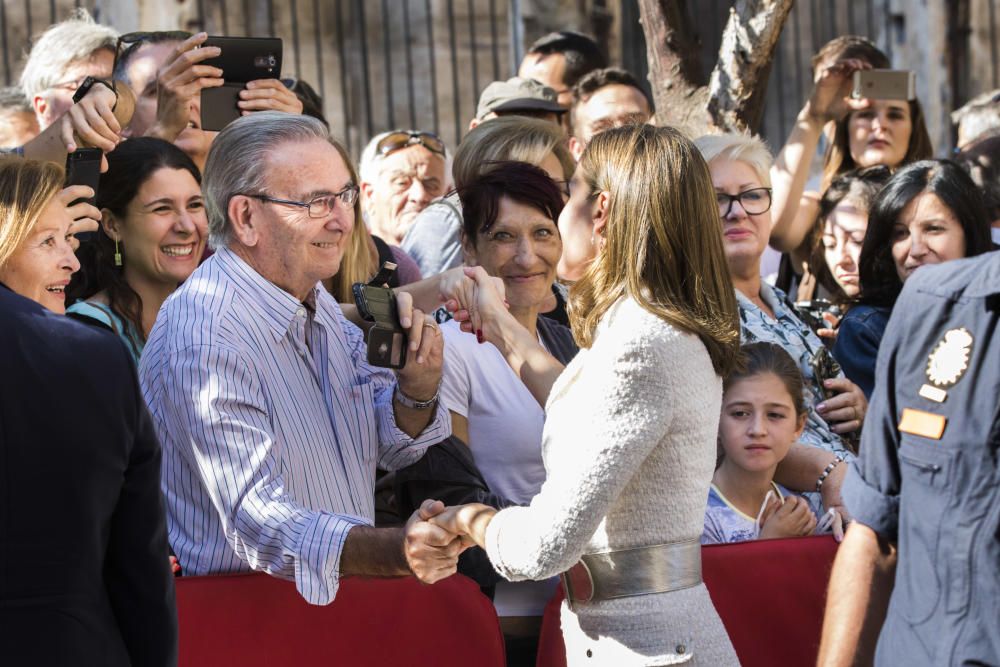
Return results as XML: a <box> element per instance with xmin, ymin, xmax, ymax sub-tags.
<box><xmin>639</xmin><ymin>0</ymin><xmax>710</xmax><ymax>133</ymax></box>
<box><xmin>639</xmin><ymin>0</ymin><xmax>795</xmax><ymax>135</ymax></box>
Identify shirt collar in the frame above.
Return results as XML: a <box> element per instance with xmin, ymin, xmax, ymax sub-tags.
<box><xmin>965</xmin><ymin>251</ymin><xmax>1000</xmax><ymax>298</ymax></box>
<box><xmin>213</xmin><ymin>247</ymin><xmax>324</xmax><ymax>340</ymax></box>
<box><xmin>735</xmin><ymin>282</ymin><xmax>787</xmax><ymax>317</ymax></box>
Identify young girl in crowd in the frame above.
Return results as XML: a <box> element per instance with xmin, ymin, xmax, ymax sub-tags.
<box><xmin>703</xmin><ymin>342</ymin><xmax>819</xmax><ymax>544</ymax></box>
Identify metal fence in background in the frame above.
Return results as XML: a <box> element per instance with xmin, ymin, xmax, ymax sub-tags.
<box><xmin>192</xmin><ymin>0</ymin><xmax>516</xmax><ymax>155</ymax></box>
<box><xmin>1</xmin><ymin>0</ymin><xmax>515</xmax><ymax>157</ymax></box>
<box><xmin>4</xmin><ymin>0</ymin><xmax>1000</xmax><ymax>155</ymax></box>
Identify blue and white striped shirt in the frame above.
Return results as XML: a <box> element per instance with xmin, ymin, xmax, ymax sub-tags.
<box><xmin>139</xmin><ymin>247</ymin><xmax>449</xmax><ymax>605</ymax></box>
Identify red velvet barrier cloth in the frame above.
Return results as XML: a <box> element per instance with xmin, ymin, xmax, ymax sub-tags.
<box><xmin>175</xmin><ymin>572</ymin><xmax>505</xmax><ymax>667</ymax></box>
<box><xmin>536</xmin><ymin>536</ymin><xmax>840</xmax><ymax>667</ymax></box>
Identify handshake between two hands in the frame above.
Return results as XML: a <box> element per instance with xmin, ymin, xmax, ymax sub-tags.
<box><xmin>402</xmin><ymin>499</ymin><xmax>491</xmax><ymax>584</ymax></box>
<box><xmin>437</xmin><ymin>267</ymin><xmax>509</xmax><ymax>346</ymax></box>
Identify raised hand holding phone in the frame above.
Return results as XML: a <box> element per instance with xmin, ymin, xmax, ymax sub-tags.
<box><xmin>352</xmin><ymin>283</ymin><xmax>409</xmax><ymax>369</ymax></box>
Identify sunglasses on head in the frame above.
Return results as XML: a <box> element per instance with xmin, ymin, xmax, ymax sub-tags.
<box><xmin>375</xmin><ymin>130</ymin><xmax>446</xmax><ymax>157</ymax></box>
<box><xmin>112</xmin><ymin>31</ymin><xmax>193</xmax><ymax>80</ymax></box>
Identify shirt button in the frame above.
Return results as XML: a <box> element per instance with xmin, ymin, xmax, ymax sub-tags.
<box><xmin>296</xmin><ymin>308</ymin><xmax>306</xmax><ymax>318</ymax></box>
<box><xmin>676</xmin><ymin>644</ymin><xmax>686</xmax><ymax>654</ymax></box>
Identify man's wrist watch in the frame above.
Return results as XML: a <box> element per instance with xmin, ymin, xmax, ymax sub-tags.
<box><xmin>394</xmin><ymin>383</ymin><xmax>439</xmax><ymax>410</ymax></box>
<box><xmin>72</xmin><ymin>76</ymin><xmax>119</xmax><ymax>111</ymax></box>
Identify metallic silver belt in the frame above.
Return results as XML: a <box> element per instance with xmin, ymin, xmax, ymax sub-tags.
<box><xmin>560</xmin><ymin>539</ymin><xmax>702</xmax><ymax>608</ymax></box>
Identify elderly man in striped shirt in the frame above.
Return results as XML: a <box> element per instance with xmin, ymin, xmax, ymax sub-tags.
<box><xmin>140</xmin><ymin>112</ymin><xmax>459</xmax><ymax>605</ymax></box>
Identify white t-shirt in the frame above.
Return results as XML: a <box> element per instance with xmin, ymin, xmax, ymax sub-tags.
<box><xmin>439</xmin><ymin>319</ymin><xmax>557</xmax><ymax>616</ymax></box>
<box><xmin>439</xmin><ymin>320</ymin><xmax>547</xmax><ymax>505</ymax></box>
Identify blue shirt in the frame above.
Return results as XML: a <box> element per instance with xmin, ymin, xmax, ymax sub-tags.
<box><xmin>702</xmin><ymin>482</ymin><xmax>794</xmax><ymax>544</ymax></box>
<box><xmin>401</xmin><ymin>192</ymin><xmax>464</xmax><ymax>277</ymax></box>
<box><xmin>66</xmin><ymin>300</ymin><xmax>144</xmax><ymax>366</ymax></box>
<box><xmin>842</xmin><ymin>253</ymin><xmax>1000</xmax><ymax>665</ymax></box>
<box><xmin>139</xmin><ymin>247</ymin><xmax>450</xmax><ymax>605</ymax></box>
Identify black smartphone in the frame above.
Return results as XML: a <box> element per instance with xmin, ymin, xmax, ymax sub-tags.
<box><xmin>352</xmin><ymin>283</ymin><xmax>408</xmax><ymax>369</ymax></box>
<box><xmin>810</xmin><ymin>346</ymin><xmax>843</xmax><ymax>401</ymax></box>
<box><xmin>200</xmin><ymin>36</ymin><xmax>283</xmax><ymax>131</ymax></box>
<box><xmin>65</xmin><ymin>148</ymin><xmax>103</xmax><ymax>207</ymax></box>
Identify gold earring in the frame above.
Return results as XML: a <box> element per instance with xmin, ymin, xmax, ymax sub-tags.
<box><xmin>114</xmin><ymin>238</ymin><xmax>122</xmax><ymax>267</ymax></box>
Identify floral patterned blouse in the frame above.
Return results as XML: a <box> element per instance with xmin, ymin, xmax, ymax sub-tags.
<box><xmin>736</xmin><ymin>284</ymin><xmax>852</xmax><ymax>460</ymax></box>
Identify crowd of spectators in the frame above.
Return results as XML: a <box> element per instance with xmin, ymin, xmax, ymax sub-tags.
<box><xmin>1</xmin><ymin>12</ymin><xmax>998</xmax><ymax>667</ymax></box>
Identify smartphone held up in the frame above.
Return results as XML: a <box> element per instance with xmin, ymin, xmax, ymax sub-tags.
<box><xmin>199</xmin><ymin>36</ymin><xmax>283</xmax><ymax>131</ymax></box>
<box><xmin>65</xmin><ymin>148</ymin><xmax>102</xmax><ymax>207</ymax></box>
<box><xmin>851</xmin><ymin>69</ymin><xmax>916</xmax><ymax>101</ymax></box>
<box><xmin>353</xmin><ymin>283</ymin><xmax>408</xmax><ymax>369</ymax></box>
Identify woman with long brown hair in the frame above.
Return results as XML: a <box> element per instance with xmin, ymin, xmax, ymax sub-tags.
<box><xmin>429</xmin><ymin>125</ymin><xmax>741</xmax><ymax>665</ymax></box>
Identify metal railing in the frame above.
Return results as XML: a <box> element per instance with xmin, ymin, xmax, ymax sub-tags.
<box><xmin>187</xmin><ymin>0</ymin><xmax>515</xmax><ymax>156</ymax></box>
<box><xmin>2</xmin><ymin>0</ymin><xmax>515</xmax><ymax>157</ymax></box>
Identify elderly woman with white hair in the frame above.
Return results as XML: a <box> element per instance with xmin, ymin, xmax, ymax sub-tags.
<box><xmin>695</xmin><ymin>133</ymin><xmax>868</xmax><ymax>517</ymax></box>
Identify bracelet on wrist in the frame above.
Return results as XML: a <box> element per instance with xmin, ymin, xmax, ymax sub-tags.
<box><xmin>394</xmin><ymin>383</ymin><xmax>439</xmax><ymax>410</ymax></box>
<box><xmin>815</xmin><ymin>454</ymin><xmax>846</xmax><ymax>493</ymax></box>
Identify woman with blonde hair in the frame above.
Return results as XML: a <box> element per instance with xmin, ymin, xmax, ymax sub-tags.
<box><xmin>430</xmin><ymin>124</ymin><xmax>741</xmax><ymax>665</ymax></box>
<box><xmin>696</xmin><ymin>132</ymin><xmax>867</xmax><ymax>524</ymax></box>
<box><xmin>0</xmin><ymin>158</ymin><xmax>99</xmax><ymax>312</ymax></box>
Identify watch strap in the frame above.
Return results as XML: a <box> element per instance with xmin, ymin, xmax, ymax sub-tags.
<box><xmin>72</xmin><ymin>76</ymin><xmax>119</xmax><ymax>112</ymax></box>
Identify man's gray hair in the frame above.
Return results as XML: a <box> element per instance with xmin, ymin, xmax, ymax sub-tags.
<box><xmin>952</xmin><ymin>89</ymin><xmax>1000</xmax><ymax>147</ymax></box>
<box><xmin>358</xmin><ymin>129</ymin><xmax>452</xmax><ymax>189</ymax></box>
<box><xmin>359</xmin><ymin>130</ymin><xmax>394</xmax><ymax>184</ymax></box>
<box><xmin>203</xmin><ymin>112</ymin><xmax>333</xmax><ymax>248</ymax></box>
<box><xmin>18</xmin><ymin>9</ymin><xmax>117</xmax><ymax>101</ymax></box>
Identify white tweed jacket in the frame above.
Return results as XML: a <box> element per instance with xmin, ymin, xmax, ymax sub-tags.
<box><xmin>484</xmin><ymin>296</ymin><xmax>739</xmax><ymax>666</ymax></box>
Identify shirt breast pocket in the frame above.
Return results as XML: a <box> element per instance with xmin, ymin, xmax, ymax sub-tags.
<box><xmin>334</xmin><ymin>380</ymin><xmax>380</xmax><ymax>472</ymax></box>
<box><xmin>896</xmin><ymin>436</ymin><xmax>958</xmax><ymax>625</ymax></box>
<box><xmin>358</xmin><ymin>379</ymin><xmax>380</xmax><ymax>458</ymax></box>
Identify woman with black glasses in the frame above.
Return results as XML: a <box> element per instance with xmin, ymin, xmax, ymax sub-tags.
<box><xmin>696</xmin><ymin>133</ymin><xmax>869</xmax><ymax>518</ymax></box>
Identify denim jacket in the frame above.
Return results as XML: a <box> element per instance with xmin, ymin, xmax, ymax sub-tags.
<box><xmin>833</xmin><ymin>304</ymin><xmax>891</xmax><ymax>400</ymax></box>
